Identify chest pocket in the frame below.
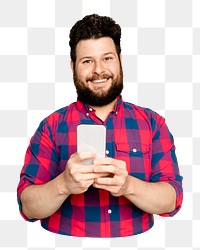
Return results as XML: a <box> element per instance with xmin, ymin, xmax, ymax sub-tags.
<box><xmin>116</xmin><ymin>142</ymin><xmax>150</xmax><ymax>157</ymax></box>
<box><xmin>115</xmin><ymin>142</ymin><xmax>151</xmax><ymax>180</ymax></box>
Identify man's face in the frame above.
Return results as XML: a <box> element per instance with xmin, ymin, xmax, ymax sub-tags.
<box><xmin>72</xmin><ymin>37</ymin><xmax>123</xmax><ymax>106</ymax></box>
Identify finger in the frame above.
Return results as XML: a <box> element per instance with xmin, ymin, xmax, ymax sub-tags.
<box><xmin>94</xmin><ymin>177</ymin><xmax>116</xmax><ymax>186</ymax></box>
<box><xmin>93</xmin><ymin>183</ymin><xmax>112</xmax><ymax>191</ymax></box>
<box><xmin>94</xmin><ymin>172</ymin><xmax>113</xmax><ymax>178</ymax></box>
<box><xmin>79</xmin><ymin>180</ymin><xmax>94</xmax><ymax>191</ymax></box>
<box><xmin>93</xmin><ymin>157</ymin><xmax>114</xmax><ymax>165</ymax></box>
<box><xmin>93</xmin><ymin>165</ymin><xmax>121</xmax><ymax>175</ymax></box>
<box><xmin>72</xmin><ymin>172</ymin><xmax>111</xmax><ymax>182</ymax></box>
<box><xmin>68</xmin><ymin>152</ymin><xmax>96</xmax><ymax>169</ymax></box>
<box><xmin>94</xmin><ymin>157</ymin><xmax>126</xmax><ymax>169</ymax></box>
<box><xmin>85</xmin><ymin>173</ymin><xmax>113</xmax><ymax>180</ymax></box>
<box><xmin>73</xmin><ymin>173</ymin><xmax>95</xmax><ymax>182</ymax></box>
<box><xmin>78</xmin><ymin>151</ymin><xmax>96</xmax><ymax>161</ymax></box>
<box><xmin>93</xmin><ymin>183</ymin><xmax>122</xmax><ymax>196</ymax></box>
<box><xmin>69</xmin><ymin>164</ymin><xmax>94</xmax><ymax>175</ymax></box>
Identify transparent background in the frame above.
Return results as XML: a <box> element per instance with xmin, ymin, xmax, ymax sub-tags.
<box><xmin>0</xmin><ymin>0</ymin><xmax>199</xmax><ymax>249</ymax></box>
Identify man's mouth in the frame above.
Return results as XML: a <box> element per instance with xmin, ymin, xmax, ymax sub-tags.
<box><xmin>87</xmin><ymin>74</ymin><xmax>113</xmax><ymax>84</ymax></box>
<box><xmin>92</xmin><ymin>78</ymin><xmax>109</xmax><ymax>84</ymax></box>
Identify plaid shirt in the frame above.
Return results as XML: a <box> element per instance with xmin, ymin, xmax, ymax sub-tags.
<box><xmin>17</xmin><ymin>96</ymin><xmax>183</xmax><ymax>237</ymax></box>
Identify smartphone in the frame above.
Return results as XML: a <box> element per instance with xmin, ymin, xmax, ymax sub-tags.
<box><xmin>77</xmin><ymin>124</ymin><xmax>106</xmax><ymax>165</ymax></box>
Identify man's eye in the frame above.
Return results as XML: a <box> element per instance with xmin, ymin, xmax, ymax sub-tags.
<box><xmin>83</xmin><ymin>60</ymin><xmax>92</xmax><ymax>64</ymax></box>
<box><xmin>104</xmin><ymin>57</ymin><xmax>113</xmax><ymax>61</ymax></box>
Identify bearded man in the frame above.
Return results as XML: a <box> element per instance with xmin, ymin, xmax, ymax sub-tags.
<box><xmin>17</xmin><ymin>14</ymin><xmax>183</xmax><ymax>238</ymax></box>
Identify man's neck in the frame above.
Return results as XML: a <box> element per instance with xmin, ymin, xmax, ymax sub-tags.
<box><xmin>90</xmin><ymin>98</ymin><xmax>118</xmax><ymax>122</ymax></box>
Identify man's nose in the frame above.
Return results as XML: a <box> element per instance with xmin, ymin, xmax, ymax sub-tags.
<box><xmin>92</xmin><ymin>61</ymin><xmax>105</xmax><ymax>75</ymax></box>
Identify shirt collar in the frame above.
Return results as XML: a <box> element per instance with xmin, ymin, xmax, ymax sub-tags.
<box><xmin>113</xmin><ymin>95</ymin><xmax>123</xmax><ymax>113</ymax></box>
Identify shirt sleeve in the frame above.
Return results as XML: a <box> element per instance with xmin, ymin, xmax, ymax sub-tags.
<box><xmin>149</xmin><ymin>113</ymin><xmax>183</xmax><ymax>217</ymax></box>
<box><xmin>17</xmin><ymin>119</ymin><xmax>59</xmax><ymax>221</ymax></box>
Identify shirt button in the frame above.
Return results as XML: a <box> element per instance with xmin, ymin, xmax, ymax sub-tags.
<box><xmin>106</xmin><ymin>150</ymin><xmax>109</xmax><ymax>155</ymax></box>
<box><xmin>132</xmin><ymin>148</ymin><xmax>137</xmax><ymax>153</ymax></box>
<box><xmin>89</xmin><ymin>108</ymin><xmax>93</xmax><ymax>112</ymax></box>
<box><xmin>108</xmin><ymin>209</ymin><xmax>112</xmax><ymax>214</ymax></box>
<box><xmin>86</xmin><ymin>113</ymin><xmax>89</xmax><ymax>117</ymax></box>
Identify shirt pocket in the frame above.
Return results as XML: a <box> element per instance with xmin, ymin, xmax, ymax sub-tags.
<box><xmin>115</xmin><ymin>142</ymin><xmax>151</xmax><ymax>181</ymax></box>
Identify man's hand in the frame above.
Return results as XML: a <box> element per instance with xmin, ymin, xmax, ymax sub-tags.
<box><xmin>92</xmin><ymin>157</ymin><xmax>176</xmax><ymax>214</ymax></box>
<box><xmin>63</xmin><ymin>152</ymin><xmax>110</xmax><ymax>195</ymax></box>
<box><xmin>92</xmin><ymin>157</ymin><xmax>129</xmax><ymax>197</ymax></box>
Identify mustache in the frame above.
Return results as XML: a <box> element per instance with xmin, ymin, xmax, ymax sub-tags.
<box><xmin>86</xmin><ymin>73</ymin><xmax>114</xmax><ymax>82</ymax></box>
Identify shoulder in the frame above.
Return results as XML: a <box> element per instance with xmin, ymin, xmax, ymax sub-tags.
<box><xmin>37</xmin><ymin>102</ymin><xmax>77</xmax><ymax>134</ymax></box>
<box><xmin>43</xmin><ymin>102</ymin><xmax>76</xmax><ymax>124</ymax></box>
<box><xmin>122</xmin><ymin>101</ymin><xmax>165</xmax><ymax>134</ymax></box>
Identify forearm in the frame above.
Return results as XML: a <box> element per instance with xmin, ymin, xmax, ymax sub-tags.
<box><xmin>124</xmin><ymin>176</ymin><xmax>176</xmax><ymax>214</ymax></box>
<box><xmin>20</xmin><ymin>173</ymin><xmax>69</xmax><ymax>220</ymax></box>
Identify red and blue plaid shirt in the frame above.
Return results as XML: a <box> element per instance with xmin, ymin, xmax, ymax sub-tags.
<box><xmin>17</xmin><ymin>96</ymin><xmax>183</xmax><ymax>237</ymax></box>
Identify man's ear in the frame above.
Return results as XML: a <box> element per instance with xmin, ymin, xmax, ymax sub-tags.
<box><xmin>70</xmin><ymin>60</ymin><xmax>74</xmax><ymax>71</ymax></box>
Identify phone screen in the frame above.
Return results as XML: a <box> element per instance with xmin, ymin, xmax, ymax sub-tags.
<box><xmin>77</xmin><ymin>124</ymin><xmax>106</xmax><ymax>165</ymax></box>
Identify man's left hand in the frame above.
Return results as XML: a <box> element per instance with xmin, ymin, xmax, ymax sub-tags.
<box><xmin>93</xmin><ymin>157</ymin><xmax>129</xmax><ymax>197</ymax></box>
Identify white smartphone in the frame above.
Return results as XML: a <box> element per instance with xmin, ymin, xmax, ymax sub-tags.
<box><xmin>77</xmin><ymin>124</ymin><xmax>106</xmax><ymax>165</ymax></box>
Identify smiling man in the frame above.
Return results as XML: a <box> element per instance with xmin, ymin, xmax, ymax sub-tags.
<box><xmin>17</xmin><ymin>14</ymin><xmax>183</xmax><ymax>237</ymax></box>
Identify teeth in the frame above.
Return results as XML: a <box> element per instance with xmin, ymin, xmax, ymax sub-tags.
<box><xmin>93</xmin><ymin>79</ymin><xmax>108</xmax><ymax>83</ymax></box>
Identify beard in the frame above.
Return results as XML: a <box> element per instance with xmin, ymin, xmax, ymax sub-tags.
<box><xmin>73</xmin><ymin>65</ymin><xmax>123</xmax><ymax>107</ymax></box>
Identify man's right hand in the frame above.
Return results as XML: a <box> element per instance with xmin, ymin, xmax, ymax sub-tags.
<box><xmin>62</xmin><ymin>152</ymin><xmax>109</xmax><ymax>195</ymax></box>
<box><xmin>20</xmin><ymin>152</ymin><xmax>109</xmax><ymax>220</ymax></box>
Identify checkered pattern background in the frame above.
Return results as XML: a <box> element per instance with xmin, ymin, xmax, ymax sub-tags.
<box><xmin>0</xmin><ymin>0</ymin><xmax>199</xmax><ymax>249</ymax></box>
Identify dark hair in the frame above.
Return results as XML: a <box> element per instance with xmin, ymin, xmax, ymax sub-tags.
<box><xmin>69</xmin><ymin>14</ymin><xmax>121</xmax><ymax>63</ymax></box>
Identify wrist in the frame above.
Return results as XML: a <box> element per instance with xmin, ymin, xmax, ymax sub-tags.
<box><xmin>56</xmin><ymin>173</ymin><xmax>71</xmax><ymax>196</ymax></box>
<box><xmin>123</xmin><ymin>175</ymin><xmax>136</xmax><ymax>197</ymax></box>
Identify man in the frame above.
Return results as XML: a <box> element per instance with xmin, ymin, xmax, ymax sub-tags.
<box><xmin>17</xmin><ymin>14</ymin><xmax>183</xmax><ymax>237</ymax></box>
